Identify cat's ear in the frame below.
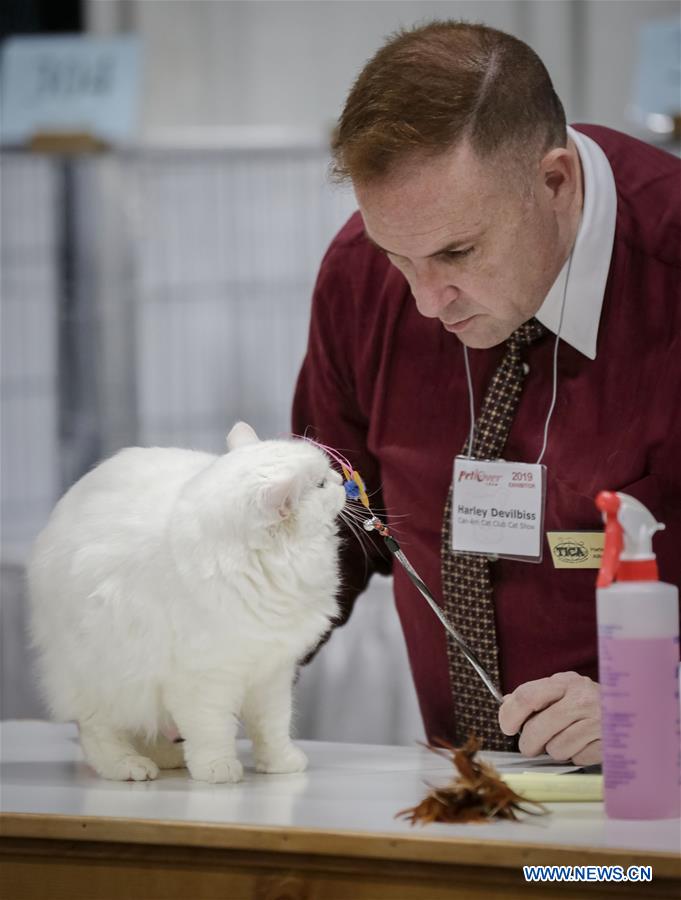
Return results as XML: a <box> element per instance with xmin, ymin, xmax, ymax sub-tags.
<box><xmin>226</xmin><ymin>421</ymin><xmax>260</xmax><ymax>451</ymax></box>
<box><xmin>260</xmin><ymin>476</ymin><xmax>299</xmax><ymax>520</ymax></box>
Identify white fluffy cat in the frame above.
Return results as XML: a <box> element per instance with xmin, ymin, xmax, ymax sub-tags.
<box><xmin>27</xmin><ymin>422</ymin><xmax>345</xmax><ymax>783</ymax></box>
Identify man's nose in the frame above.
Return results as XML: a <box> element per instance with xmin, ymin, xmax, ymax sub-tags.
<box><xmin>411</xmin><ymin>269</ymin><xmax>458</xmax><ymax>319</ymax></box>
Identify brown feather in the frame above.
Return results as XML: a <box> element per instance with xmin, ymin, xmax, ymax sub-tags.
<box><xmin>396</xmin><ymin>734</ymin><xmax>547</xmax><ymax>825</ymax></box>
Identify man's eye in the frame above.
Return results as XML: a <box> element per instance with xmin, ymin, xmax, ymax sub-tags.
<box><xmin>443</xmin><ymin>247</ymin><xmax>474</xmax><ymax>261</ymax></box>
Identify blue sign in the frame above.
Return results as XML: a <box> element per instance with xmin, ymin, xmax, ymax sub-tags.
<box><xmin>0</xmin><ymin>35</ymin><xmax>142</xmax><ymax>146</ymax></box>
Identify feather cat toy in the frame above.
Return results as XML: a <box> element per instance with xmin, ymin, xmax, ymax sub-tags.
<box><xmin>300</xmin><ymin>437</ymin><xmax>504</xmax><ymax>705</ymax></box>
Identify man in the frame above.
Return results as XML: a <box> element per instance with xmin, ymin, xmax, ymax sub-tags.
<box><xmin>292</xmin><ymin>21</ymin><xmax>680</xmax><ymax>764</ymax></box>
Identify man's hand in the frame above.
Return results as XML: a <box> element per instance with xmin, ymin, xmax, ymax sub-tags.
<box><xmin>498</xmin><ymin>672</ymin><xmax>601</xmax><ymax>765</ymax></box>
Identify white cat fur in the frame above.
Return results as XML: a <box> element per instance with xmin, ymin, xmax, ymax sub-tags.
<box><xmin>27</xmin><ymin>422</ymin><xmax>345</xmax><ymax>782</ymax></box>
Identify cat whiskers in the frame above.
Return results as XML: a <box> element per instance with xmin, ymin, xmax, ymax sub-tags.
<box><xmin>337</xmin><ymin>509</ymin><xmax>374</xmax><ymax>565</ymax></box>
<box><xmin>338</xmin><ymin>506</ymin><xmax>394</xmax><ymax>564</ymax></box>
<box><xmin>342</xmin><ymin>503</ymin><xmax>410</xmax><ymax>530</ymax></box>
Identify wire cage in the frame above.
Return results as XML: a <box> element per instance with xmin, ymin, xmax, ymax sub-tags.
<box><xmin>0</xmin><ymin>144</ymin><xmax>423</xmax><ymax>743</ymax></box>
<box><xmin>1</xmin><ymin>144</ymin><xmax>355</xmax><ymax>551</ymax></box>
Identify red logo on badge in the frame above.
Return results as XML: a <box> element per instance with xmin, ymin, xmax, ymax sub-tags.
<box><xmin>457</xmin><ymin>468</ymin><xmax>503</xmax><ymax>486</ymax></box>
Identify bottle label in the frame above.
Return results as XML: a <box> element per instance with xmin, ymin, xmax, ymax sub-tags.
<box><xmin>598</xmin><ymin>633</ymin><xmax>680</xmax><ymax>818</ymax></box>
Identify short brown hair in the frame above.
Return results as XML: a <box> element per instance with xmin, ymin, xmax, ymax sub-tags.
<box><xmin>331</xmin><ymin>20</ymin><xmax>566</xmax><ymax>183</ymax></box>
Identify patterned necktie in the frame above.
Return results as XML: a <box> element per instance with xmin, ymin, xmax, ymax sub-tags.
<box><xmin>441</xmin><ymin>318</ymin><xmax>546</xmax><ymax>750</ymax></box>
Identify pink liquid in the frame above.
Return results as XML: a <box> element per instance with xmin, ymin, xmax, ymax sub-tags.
<box><xmin>598</xmin><ymin>635</ymin><xmax>680</xmax><ymax>819</ymax></box>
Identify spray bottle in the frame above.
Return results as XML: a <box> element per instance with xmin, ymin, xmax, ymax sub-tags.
<box><xmin>595</xmin><ymin>491</ymin><xmax>680</xmax><ymax>819</ymax></box>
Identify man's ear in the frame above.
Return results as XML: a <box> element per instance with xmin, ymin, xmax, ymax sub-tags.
<box><xmin>540</xmin><ymin>146</ymin><xmax>579</xmax><ymax>209</ymax></box>
<box><xmin>260</xmin><ymin>476</ymin><xmax>299</xmax><ymax>520</ymax></box>
<box><xmin>226</xmin><ymin>421</ymin><xmax>260</xmax><ymax>451</ymax></box>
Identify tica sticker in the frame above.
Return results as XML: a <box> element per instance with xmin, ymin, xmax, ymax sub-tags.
<box><xmin>546</xmin><ymin>532</ymin><xmax>605</xmax><ymax>569</ymax></box>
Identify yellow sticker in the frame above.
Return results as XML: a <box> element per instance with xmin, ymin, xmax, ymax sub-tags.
<box><xmin>546</xmin><ymin>532</ymin><xmax>605</xmax><ymax>569</ymax></box>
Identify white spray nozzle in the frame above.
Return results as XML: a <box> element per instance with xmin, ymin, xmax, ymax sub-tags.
<box><xmin>596</xmin><ymin>491</ymin><xmax>664</xmax><ymax>587</ymax></box>
<box><xmin>615</xmin><ymin>492</ymin><xmax>664</xmax><ymax>561</ymax></box>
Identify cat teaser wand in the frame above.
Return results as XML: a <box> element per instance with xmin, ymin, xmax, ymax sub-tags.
<box><xmin>302</xmin><ymin>438</ymin><xmax>504</xmax><ymax>706</ymax></box>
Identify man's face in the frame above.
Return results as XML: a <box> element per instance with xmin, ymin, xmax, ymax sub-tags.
<box><xmin>355</xmin><ymin>141</ymin><xmax>566</xmax><ymax>349</ymax></box>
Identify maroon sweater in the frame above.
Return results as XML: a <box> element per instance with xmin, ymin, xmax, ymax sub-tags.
<box><xmin>292</xmin><ymin>125</ymin><xmax>681</xmax><ymax>742</ymax></box>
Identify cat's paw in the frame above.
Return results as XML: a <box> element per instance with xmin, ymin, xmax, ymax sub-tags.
<box><xmin>255</xmin><ymin>743</ymin><xmax>308</xmax><ymax>775</ymax></box>
<box><xmin>94</xmin><ymin>755</ymin><xmax>160</xmax><ymax>782</ymax></box>
<box><xmin>189</xmin><ymin>756</ymin><xmax>244</xmax><ymax>784</ymax></box>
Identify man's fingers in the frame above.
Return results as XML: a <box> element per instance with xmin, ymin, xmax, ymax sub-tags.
<box><xmin>498</xmin><ymin>673</ymin><xmax>575</xmax><ymax>736</ymax></box>
<box><xmin>516</xmin><ymin>698</ymin><xmax>576</xmax><ymax>757</ymax></box>
<box><xmin>517</xmin><ymin>691</ymin><xmax>596</xmax><ymax>757</ymax></box>
<box><xmin>498</xmin><ymin>672</ymin><xmax>601</xmax><ymax>763</ymax></box>
<box><xmin>544</xmin><ymin>717</ymin><xmax>601</xmax><ymax>762</ymax></box>
<box><xmin>571</xmin><ymin>740</ymin><xmax>602</xmax><ymax>767</ymax></box>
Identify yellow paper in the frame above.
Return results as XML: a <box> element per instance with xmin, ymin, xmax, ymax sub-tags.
<box><xmin>546</xmin><ymin>532</ymin><xmax>605</xmax><ymax>569</ymax></box>
<box><xmin>502</xmin><ymin>772</ymin><xmax>603</xmax><ymax>802</ymax></box>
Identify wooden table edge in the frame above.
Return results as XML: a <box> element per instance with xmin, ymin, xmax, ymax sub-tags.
<box><xmin>1</xmin><ymin>812</ymin><xmax>679</xmax><ymax>879</ymax></box>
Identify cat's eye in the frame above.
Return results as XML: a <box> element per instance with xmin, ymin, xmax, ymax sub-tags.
<box><xmin>317</xmin><ymin>479</ymin><xmax>327</xmax><ymax>489</ymax></box>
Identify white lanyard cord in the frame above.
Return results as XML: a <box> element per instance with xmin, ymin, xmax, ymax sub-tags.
<box><xmin>536</xmin><ymin>249</ymin><xmax>574</xmax><ymax>464</ymax></box>
<box><xmin>462</xmin><ymin>248</ymin><xmax>574</xmax><ymax>465</ymax></box>
<box><xmin>463</xmin><ymin>342</ymin><xmax>476</xmax><ymax>458</ymax></box>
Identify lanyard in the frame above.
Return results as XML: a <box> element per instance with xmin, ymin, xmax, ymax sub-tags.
<box><xmin>462</xmin><ymin>248</ymin><xmax>574</xmax><ymax>465</ymax></box>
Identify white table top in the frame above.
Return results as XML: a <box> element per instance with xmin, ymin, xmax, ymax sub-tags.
<box><xmin>1</xmin><ymin>721</ymin><xmax>679</xmax><ymax>856</ymax></box>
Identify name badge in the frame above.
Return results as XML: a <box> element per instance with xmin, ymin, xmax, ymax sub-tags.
<box><xmin>451</xmin><ymin>457</ymin><xmax>546</xmax><ymax>562</ymax></box>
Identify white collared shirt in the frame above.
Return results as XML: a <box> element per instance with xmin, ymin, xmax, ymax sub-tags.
<box><xmin>534</xmin><ymin>126</ymin><xmax>617</xmax><ymax>360</ymax></box>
